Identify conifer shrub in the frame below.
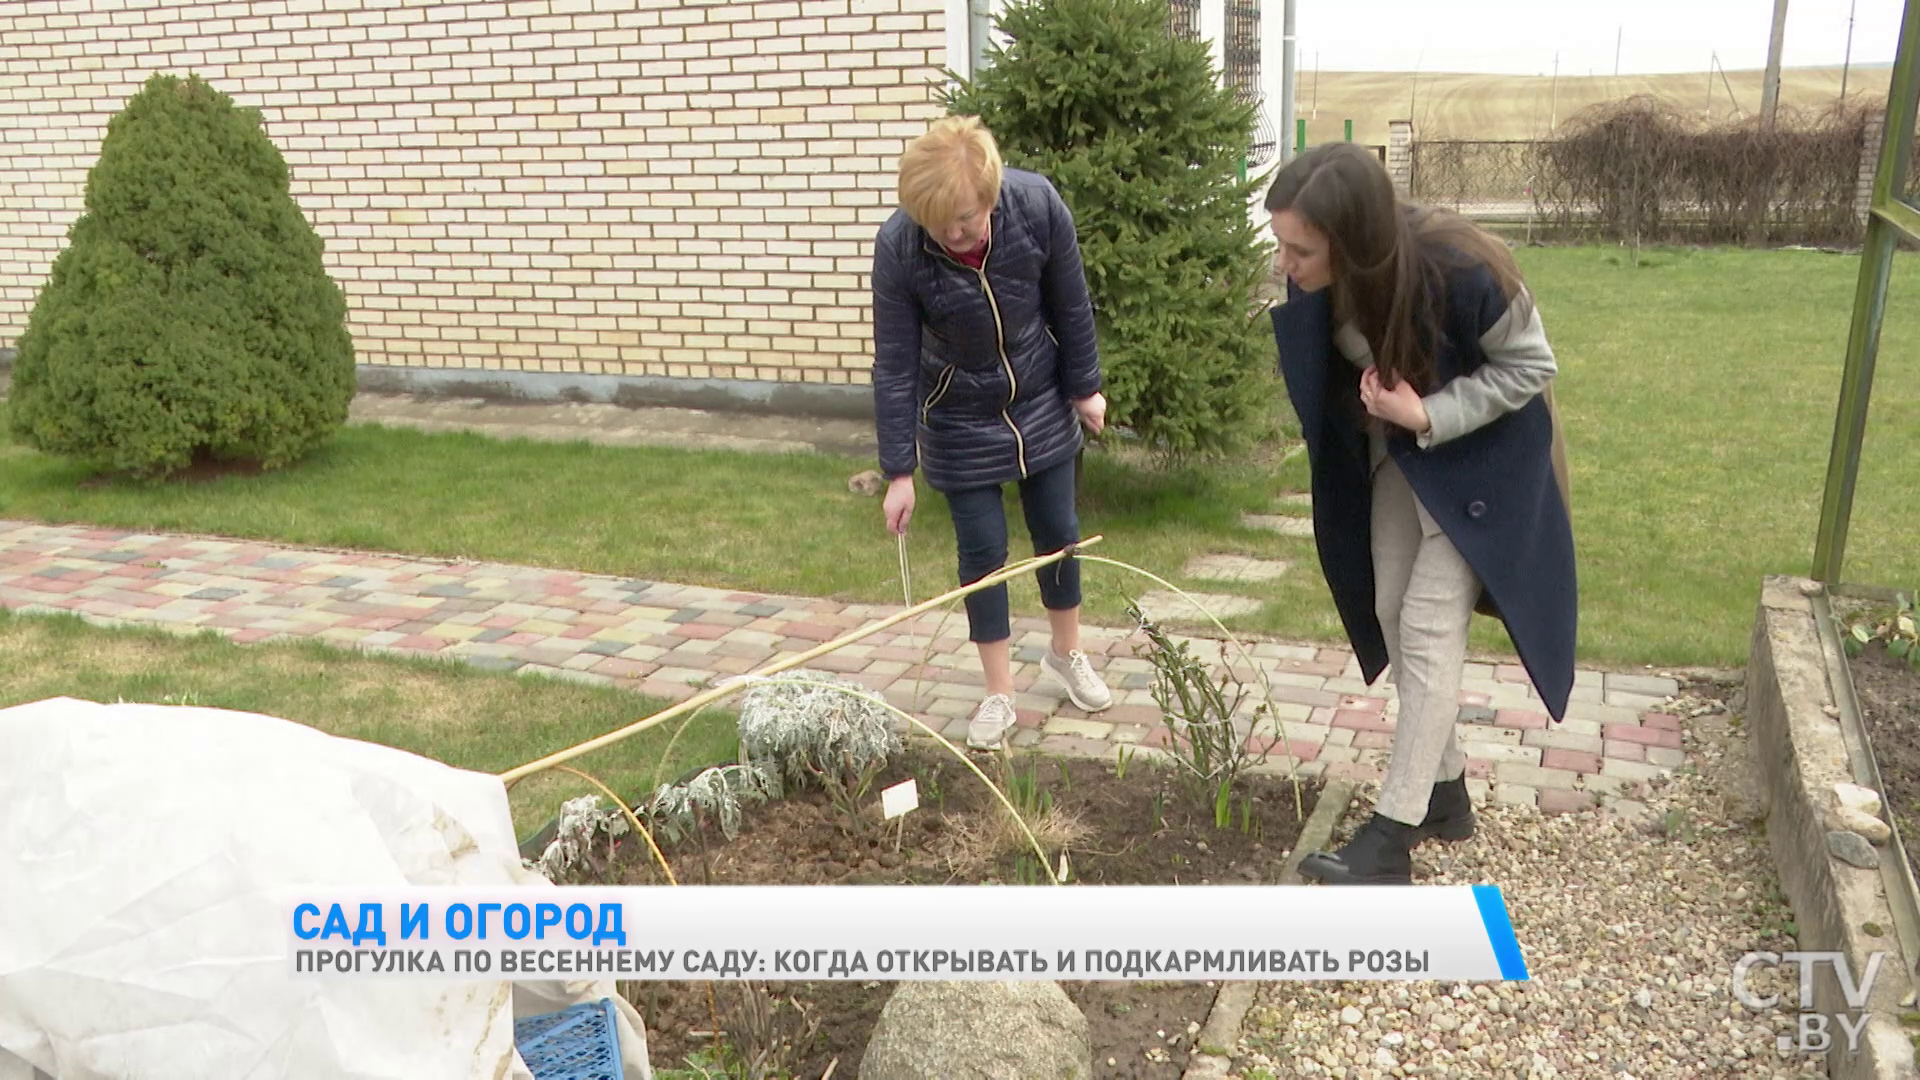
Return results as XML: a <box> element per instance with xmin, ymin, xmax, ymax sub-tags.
<box><xmin>10</xmin><ymin>73</ymin><xmax>355</xmax><ymax>479</ymax></box>
<box><xmin>948</xmin><ymin>0</ymin><xmax>1277</xmax><ymax>459</ymax></box>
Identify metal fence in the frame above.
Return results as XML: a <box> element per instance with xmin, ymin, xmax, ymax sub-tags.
<box><xmin>1166</xmin><ymin>0</ymin><xmax>1201</xmax><ymax>42</ymax></box>
<box><xmin>1163</xmin><ymin>0</ymin><xmax>1273</xmax><ymax>168</ymax></box>
<box><xmin>1409</xmin><ymin>140</ymin><xmax>1544</xmax><ymax>218</ymax></box>
<box><xmin>1412</xmin><ymin>118</ymin><xmax>1914</xmax><ymax>246</ymax></box>
<box><xmin>1222</xmin><ymin>0</ymin><xmax>1275</xmax><ymax>166</ymax></box>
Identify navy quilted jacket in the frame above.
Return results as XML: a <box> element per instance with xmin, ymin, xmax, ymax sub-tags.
<box><xmin>870</xmin><ymin>168</ymin><xmax>1103</xmax><ymax>493</ymax></box>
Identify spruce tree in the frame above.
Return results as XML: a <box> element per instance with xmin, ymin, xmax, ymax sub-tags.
<box><xmin>947</xmin><ymin>0</ymin><xmax>1275</xmax><ymax>459</ymax></box>
<box><xmin>10</xmin><ymin>73</ymin><xmax>354</xmax><ymax>479</ymax></box>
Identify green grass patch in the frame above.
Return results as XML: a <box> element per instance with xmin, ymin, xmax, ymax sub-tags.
<box><xmin>0</xmin><ymin>608</ymin><xmax>739</xmax><ymax>839</ymax></box>
<box><xmin>3</xmin><ymin>246</ymin><xmax>1917</xmax><ymax>668</ymax></box>
<box><xmin>0</xmin><ymin>399</ymin><xmax>1330</xmax><ymax>650</ymax></box>
<box><xmin>1528</xmin><ymin>245</ymin><xmax>1920</xmax><ymax>666</ymax></box>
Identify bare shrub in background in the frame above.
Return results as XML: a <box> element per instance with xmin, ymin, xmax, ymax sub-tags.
<box><xmin>1529</xmin><ymin>95</ymin><xmax>1892</xmax><ymax>248</ymax></box>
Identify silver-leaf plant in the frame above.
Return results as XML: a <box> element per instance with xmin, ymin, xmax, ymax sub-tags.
<box><xmin>737</xmin><ymin>669</ymin><xmax>902</xmax><ymax>798</ymax></box>
<box><xmin>531</xmin><ymin>793</ymin><xmax>629</xmax><ymax>883</ymax></box>
<box><xmin>640</xmin><ymin>762</ymin><xmax>778</xmax><ymax>846</ymax></box>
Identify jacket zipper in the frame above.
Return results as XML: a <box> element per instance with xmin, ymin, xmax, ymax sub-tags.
<box><xmin>923</xmin><ymin>228</ymin><xmax>1029</xmax><ymax>477</ymax></box>
<box><xmin>922</xmin><ymin>363</ymin><xmax>955</xmax><ymax>422</ymax></box>
<box><xmin>972</xmin><ymin>234</ymin><xmax>1027</xmax><ymax>477</ymax></box>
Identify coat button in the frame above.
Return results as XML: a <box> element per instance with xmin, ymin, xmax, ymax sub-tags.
<box><xmin>1467</xmin><ymin>500</ymin><xmax>1487</xmax><ymax>519</ymax></box>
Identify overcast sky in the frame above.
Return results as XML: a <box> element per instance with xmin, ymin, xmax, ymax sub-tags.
<box><xmin>1292</xmin><ymin>0</ymin><xmax>1904</xmax><ymax>75</ymax></box>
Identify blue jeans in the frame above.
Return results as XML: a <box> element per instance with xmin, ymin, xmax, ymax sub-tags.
<box><xmin>944</xmin><ymin>457</ymin><xmax>1082</xmax><ymax>644</ymax></box>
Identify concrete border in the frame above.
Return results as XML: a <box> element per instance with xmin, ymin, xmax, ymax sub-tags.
<box><xmin>1273</xmin><ymin>778</ymin><xmax>1358</xmax><ymax>887</ymax></box>
<box><xmin>354</xmin><ymin>364</ymin><xmax>873</xmax><ymax>421</ymax></box>
<box><xmin>1745</xmin><ymin>574</ymin><xmax>1920</xmax><ymax>1079</ymax></box>
<box><xmin>0</xmin><ymin>353</ymin><xmax>875</xmax><ymax>424</ymax></box>
<box><xmin>1180</xmin><ymin>778</ymin><xmax>1357</xmax><ymax>1080</ymax></box>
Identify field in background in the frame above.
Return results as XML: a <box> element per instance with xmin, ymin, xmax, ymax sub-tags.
<box><xmin>1291</xmin><ymin>64</ymin><xmax>1894</xmax><ymax>147</ymax></box>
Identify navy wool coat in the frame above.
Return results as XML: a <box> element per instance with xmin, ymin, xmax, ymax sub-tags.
<box><xmin>1271</xmin><ymin>262</ymin><xmax>1578</xmax><ymax>721</ymax></box>
<box><xmin>870</xmin><ymin>169</ymin><xmax>1103</xmax><ymax>493</ymax></box>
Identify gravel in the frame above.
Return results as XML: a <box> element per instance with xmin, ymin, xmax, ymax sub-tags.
<box><xmin>1230</xmin><ymin>689</ymin><xmax>1828</xmax><ymax>1079</ymax></box>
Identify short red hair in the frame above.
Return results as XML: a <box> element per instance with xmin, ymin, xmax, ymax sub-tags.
<box><xmin>896</xmin><ymin>115</ymin><xmax>1004</xmax><ymax>231</ymax></box>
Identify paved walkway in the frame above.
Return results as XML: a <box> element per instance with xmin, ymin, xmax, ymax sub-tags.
<box><xmin>0</xmin><ymin>520</ymin><xmax>1685</xmax><ymax>816</ymax></box>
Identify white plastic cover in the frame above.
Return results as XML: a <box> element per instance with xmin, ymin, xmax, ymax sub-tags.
<box><xmin>0</xmin><ymin>697</ymin><xmax>652</xmax><ymax>1080</ymax></box>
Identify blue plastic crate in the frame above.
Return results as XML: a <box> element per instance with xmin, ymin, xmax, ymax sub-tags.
<box><xmin>513</xmin><ymin>997</ymin><xmax>622</xmax><ymax>1080</ymax></box>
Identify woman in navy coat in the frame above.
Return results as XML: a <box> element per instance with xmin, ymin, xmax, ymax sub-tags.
<box><xmin>1266</xmin><ymin>144</ymin><xmax>1577</xmax><ymax>884</ymax></box>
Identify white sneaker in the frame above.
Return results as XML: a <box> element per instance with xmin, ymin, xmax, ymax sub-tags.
<box><xmin>966</xmin><ymin>693</ymin><xmax>1018</xmax><ymax>750</ymax></box>
<box><xmin>1041</xmin><ymin>648</ymin><xmax>1113</xmax><ymax>712</ymax></box>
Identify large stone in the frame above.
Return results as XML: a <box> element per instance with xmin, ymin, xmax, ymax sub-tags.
<box><xmin>860</xmin><ymin>981</ymin><xmax>1091</xmax><ymax>1080</ymax></box>
<box><xmin>1837</xmin><ymin>807</ymin><xmax>1893</xmax><ymax>845</ymax></box>
<box><xmin>1827</xmin><ymin>830</ymin><xmax>1881</xmax><ymax>870</ymax></box>
<box><xmin>1834</xmin><ymin>781</ymin><xmax>1883</xmax><ymax>819</ymax></box>
<box><xmin>848</xmin><ymin>469</ymin><xmax>885</xmax><ymax>497</ymax></box>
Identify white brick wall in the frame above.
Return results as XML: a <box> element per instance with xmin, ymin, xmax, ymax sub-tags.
<box><xmin>1856</xmin><ymin>114</ymin><xmax>1884</xmax><ymax>224</ymax></box>
<box><xmin>1386</xmin><ymin>119</ymin><xmax>1414</xmax><ymax>197</ymax></box>
<box><xmin>0</xmin><ymin>0</ymin><xmax>949</xmax><ymax>386</ymax></box>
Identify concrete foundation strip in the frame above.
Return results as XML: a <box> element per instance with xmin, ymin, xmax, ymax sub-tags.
<box><xmin>1180</xmin><ymin>778</ymin><xmax>1358</xmax><ymax>1080</ymax></box>
<box><xmin>1813</xmin><ymin>589</ymin><xmax>1920</xmax><ymax>985</ymax></box>
<box><xmin>1747</xmin><ymin>576</ymin><xmax>1920</xmax><ymax>1079</ymax></box>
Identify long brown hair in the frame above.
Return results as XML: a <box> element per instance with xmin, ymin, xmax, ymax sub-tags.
<box><xmin>1264</xmin><ymin>143</ymin><xmax>1530</xmax><ymax>392</ymax></box>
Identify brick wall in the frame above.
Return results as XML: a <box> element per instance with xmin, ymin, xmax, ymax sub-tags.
<box><xmin>1385</xmin><ymin>119</ymin><xmax>1413</xmax><ymax>197</ymax></box>
<box><xmin>1856</xmin><ymin>114</ymin><xmax>1884</xmax><ymax>225</ymax></box>
<box><xmin>0</xmin><ymin>0</ymin><xmax>950</xmax><ymax>386</ymax></box>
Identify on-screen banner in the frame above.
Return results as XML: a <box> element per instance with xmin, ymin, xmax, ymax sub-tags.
<box><xmin>287</xmin><ymin>884</ymin><xmax>1529</xmax><ymax>983</ymax></box>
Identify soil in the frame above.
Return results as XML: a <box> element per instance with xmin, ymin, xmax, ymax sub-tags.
<box><xmin>76</xmin><ymin>451</ymin><xmax>270</xmax><ymax>487</ymax></box>
<box><xmin>1848</xmin><ymin>641</ymin><xmax>1920</xmax><ymax>876</ymax></box>
<box><xmin>587</xmin><ymin>744</ymin><xmax>1320</xmax><ymax>1079</ymax></box>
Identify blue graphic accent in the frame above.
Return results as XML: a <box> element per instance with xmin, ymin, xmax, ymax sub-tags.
<box><xmin>1472</xmin><ymin>885</ymin><xmax>1529</xmax><ymax>980</ymax></box>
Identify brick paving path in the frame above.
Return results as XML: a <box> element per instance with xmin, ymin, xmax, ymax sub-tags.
<box><xmin>0</xmin><ymin>520</ymin><xmax>1686</xmax><ymax>815</ymax></box>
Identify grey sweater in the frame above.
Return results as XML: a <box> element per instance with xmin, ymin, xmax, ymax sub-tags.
<box><xmin>1332</xmin><ymin>286</ymin><xmax>1557</xmax><ymax>473</ymax></box>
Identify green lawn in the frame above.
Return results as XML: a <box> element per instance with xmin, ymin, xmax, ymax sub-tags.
<box><xmin>2</xmin><ymin>245</ymin><xmax>1916</xmax><ymax>668</ymax></box>
<box><xmin>0</xmin><ymin>609</ymin><xmax>739</xmax><ymax>839</ymax></box>
<box><xmin>0</xmin><ymin>399</ymin><xmax>1335</xmax><ymax>650</ymax></box>
<box><xmin>1531</xmin><ymin>246</ymin><xmax>1920</xmax><ymax>665</ymax></box>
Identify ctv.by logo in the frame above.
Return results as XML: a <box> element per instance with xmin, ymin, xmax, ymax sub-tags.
<box><xmin>1732</xmin><ymin>951</ymin><xmax>1889</xmax><ymax>1055</ymax></box>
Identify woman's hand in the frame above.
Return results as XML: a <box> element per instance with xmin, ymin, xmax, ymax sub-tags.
<box><xmin>1360</xmin><ymin>367</ymin><xmax>1430</xmax><ymax>436</ymax></box>
<box><xmin>883</xmin><ymin>475</ymin><xmax>916</xmax><ymax>536</ymax></box>
<box><xmin>1072</xmin><ymin>392</ymin><xmax>1107</xmax><ymax>435</ymax></box>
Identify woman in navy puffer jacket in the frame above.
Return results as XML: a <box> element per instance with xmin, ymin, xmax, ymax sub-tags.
<box><xmin>870</xmin><ymin>116</ymin><xmax>1114</xmax><ymax>752</ymax></box>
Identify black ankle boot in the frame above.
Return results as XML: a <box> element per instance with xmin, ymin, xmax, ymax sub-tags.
<box><xmin>1297</xmin><ymin>814</ymin><xmax>1417</xmax><ymax>885</ymax></box>
<box><xmin>1417</xmin><ymin>776</ymin><xmax>1476</xmax><ymax>844</ymax></box>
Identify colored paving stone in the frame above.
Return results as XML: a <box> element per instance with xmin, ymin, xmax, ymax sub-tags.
<box><xmin>1604</xmin><ymin>739</ymin><xmax>1648</xmax><ymax>762</ymax></box>
<box><xmin>1603</xmin><ymin>723</ymin><xmax>1685</xmax><ymax>749</ymax></box>
<box><xmin>1494</xmin><ymin>708</ymin><xmax>1549</xmax><ymax>730</ymax></box>
<box><xmin>0</xmin><ymin>521</ymin><xmax>1688</xmax><ymax>810</ymax></box>
<box><xmin>1541</xmin><ymin>748</ymin><xmax>1604</xmax><ymax>775</ymax></box>
<box><xmin>1538</xmin><ymin>789</ymin><xmax>1599</xmax><ymax>815</ymax></box>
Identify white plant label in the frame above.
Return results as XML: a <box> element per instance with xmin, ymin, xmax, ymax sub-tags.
<box><xmin>880</xmin><ymin>778</ymin><xmax>919</xmax><ymax>820</ymax></box>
